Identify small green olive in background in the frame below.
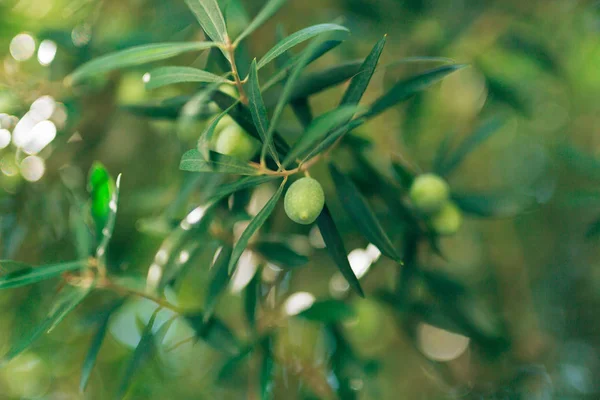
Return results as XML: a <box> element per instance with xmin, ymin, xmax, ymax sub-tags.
<box><xmin>409</xmin><ymin>173</ymin><xmax>450</xmax><ymax>214</ymax></box>
<box><xmin>284</xmin><ymin>177</ymin><xmax>325</xmax><ymax>225</ymax></box>
<box><xmin>430</xmin><ymin>201</ymin><xmax>462</xmax><ymax>236</ymax></box>
<box><xmin>213</xmin><ymin>122</ymin><xmax>259</xmax><ymax>161</ymax></box>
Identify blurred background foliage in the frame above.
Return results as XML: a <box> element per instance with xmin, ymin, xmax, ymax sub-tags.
<box><xmin>1</xmin><ymin>0</ymin><xmax>600</xmax><ymax>399</ymax></box>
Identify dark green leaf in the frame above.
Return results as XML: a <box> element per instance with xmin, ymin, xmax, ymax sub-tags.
<box><xmin>367</xmin><ymin>64</ymin><xmax>467</xmax><ymax>118</ymax></box>
<box><xmin>229</xmin><ymin>179</ymin><xmax>286</xmax><ymax>274</ymax></box>
<box><xmin>0</xmin><ymin>260</ymin><xmax>86</xmax><ymax>290</ymax></box>
<box><xmin>453</xmin><ymin>191</ymin><xmax>530</xmax><ymax>217</ymax></box>
<box><xmin>303</xmin><ymin>118</ymin><xmax>364</xmax><ymax>161</ymax></box>
<box><xmin>121</xmin><ymin>96</ymin><xmax>197</xmax><ymax>120</ymax></box>
<box><xmin>234</xmin><ymin>0</ymin><xmax>288</xmax><ymax>44</ymax></box>
<box><xmin>208</xmin><ymin>175</ymin><xmax>280</xmax><ymax>202</ymax></box>
<box><xmin>247</xmin><ymin>60</ymin><xmax>279</xmax><ymax>163</ymax></box>
<box><xmin>184</xmin><ymin>312</ymin><xmax>241</xmax><ymax>355</ymax></box>
<box><xmin>80</xmin><ymin>300</ymin><xmax>124</xmax><ymax>392</ymax></box>
<box><xmin>288</xmin><ymin>60</ymin><xmax>363</xmax><ymax>101</ymax></box>
<box><xmin>254</xmin><ymin>241</ymin><xmax>308</xmax><ymax>268</ymax></box>
<box><xmin>185</xmin><ymin>0</ymin><xmax>228</xmax><ymax>43</ymax></box>
<box><xmin>432</xmin><ymin>131</ymin><xmax>455</xmax><ymax>174</ymax></box>
<box><xmin>244</xmin><ymin>271</ymin><xmax>260</xmax><ymax>331</ymax></box>
<box><xmin>297</xmin><ymin>299</ymin><xmax>355</xmax><ymax>322</ymax></box>
<box><xmin>440</xmin><ymin>117</ymin><xmax>505</xmax><ymax>174</ymax></box>
<box><xmin>282</xmin><ymin>106</ymin><xmax>360</xmax><ymax>167</ymax></box>
<box><xmin>69</xmin><ymin>206</ymin><xmax>92</xmax><ymax>259</ymax></box>
<box><xmin>145</xmin><ymin>66</ymin><xmax>228</xmax><ymax>89</ymax></box>
<box><xmin>180</xmin><ymin>149</ymin><xmax>260</xmax><ymax>175</ymax></box>
<box><xmin>340</xmin><ymin>35</ymin><xmax>386</xmax><ymax>106</ymax></box>
<box><xmin>257</xmin><ymin>23</ymin><xmax>349</xmax><ymax>69</ymax></box>
<box><xmin>391</xmin><ymin>161</ymin><xmax>415</xmax><ymax>190</ymax></box>
<box><xmin>316</xmin><ymin>205</ymin><xmax>364</xmax><ymax>297</ymax></box>
<box><xmin>329</xmin><ymin>164</ymin><xmax>401</xmax><ymax>262</ymax></box>
<box><xmin>260</xmin><ymin>336</ymin><xmax>275</xmax><ymax>400</ymax></box>
<box><xmin>68</xmin><ymin>42</ymin><xmax>216</xmax><ymax>83</ymax></box>
<box><xmin>260</xmin><ymin>35</ymin><xmax>333</xmax><ymax>163</ymax></box>
<box><xmin>204</xmin><ymin>246</ymin><xmax>233</xmax><ymax>321</ymax></box>
<box><xmin>4</xmin><ymin>284</ymin><xmax>92</xmax><ymax>362</ymax></box>
<box><xmin>116</xmin><ymin>311</ymin><xmax>159</xmax><ymax>399</ymax></box>
<box><xmin>217</xmin><ymin>345</ymin><xmax>253</xmax><ymax>384</ymax></box>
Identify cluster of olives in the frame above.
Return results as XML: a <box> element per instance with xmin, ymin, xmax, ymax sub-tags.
<box><xmin>409</xmin><ymin>173</ymin><xmax>462</xmax><ymax>236</ymax></box>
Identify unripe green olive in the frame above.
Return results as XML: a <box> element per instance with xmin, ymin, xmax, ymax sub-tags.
<box><xmin>213</xmin><ymin>122</ymin><xmax>259</xmax><ymax>161</ymax></box>
<box><xmin>409</xmin><ymin>173</ymin><xmax>450</xmax><ymax>214</ymax></box>
<box><xmin>430</xmin><ymin>202</ymin><xmax>462</xmax><ymax>236</ymax></box>
<box><xmin>284</xmin><ymin>177</ymin><xmax>325</xmax><ymax>225</ymax></box>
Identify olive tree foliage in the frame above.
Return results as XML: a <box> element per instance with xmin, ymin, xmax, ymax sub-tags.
<box><xmin>0</xmin><ymin>0</ymin><xmax>519</xmax><ymax>397</ymax></box>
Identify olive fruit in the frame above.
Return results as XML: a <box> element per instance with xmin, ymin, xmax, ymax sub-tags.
<box><xmin>409</xmin><ymin>173</ymin><xmax>450</xmax><ymax>214</ymax></box>
<box><xmin>284</xmin><ymin>177</ymin><xmax>325</xmax><ymax>225</ymax></box>
<box><xmin>430</xmin><ymin>202</ymin><xmax>462</xmax><ymax>236</ymax></box>
<box><xmin>213</xmin><ymin>121</ymin><xmax>259</xmax><ymax>161</ymax></box>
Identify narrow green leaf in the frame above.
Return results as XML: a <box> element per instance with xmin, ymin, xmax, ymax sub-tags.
<box><xmin>440</xmin><ymin>117</ymin><xmax>505</xmax><ymax>174</ymax></box>
<box><xmin>244</xmin><ymin>271</ymin><xmax>260</xmax><ymax>331</ymax></box>
<box><xmin>329</xmin><ymin>164</ymin><xmax>401</xmax><ymax>261</ymax></box>
<box><xmin>391</xmin><ymin>162</ymin><xmax>415</xmax><ymax>191</ymax></box>
<box><xmin>88</xmin><ymin>162</ymin><xmax>114</xmax><ymax>242</ymax></box>
<box><xmin>367</xmin><ymin>64</ymin><xmax>468</xmax><ymax>118</ymax></box>
<box><xmin>297</xmin><ymin>299</ymin><xmax>355</xmax><ymax>322</ymax></box>
<box><xmin>204</xmin><ymin>246</ymin><xmax>233</xmax><ymax>321</ymax></box>
<box><xmin>121</xmin><ymin>96</ymin><xmax>197</xmax><ymax>120</ymax></box>
<box><xmin>96</xmin><ymin>173</ymin><xmax>121</xmax><ymax>261</ymax></box>
<box><xmin>196</xmin><ymin>102</ymin><xmax>237</xmax><ymax>159</ymax></box>
<box><xmin>208</xmin><ymin>175</ymin><xmax>280</xmax><ymax>202</ymax></box>
<box><xmin>283</xmin><ymin>106</ymin><xmax>360</xmax><ymax>167</ymax></box>
<box><xmin>452</xmin><ymin>191</ymin><xmax>531</xmax><ymax>217</ymax></box>
<box><xmin>69</xmin><ymin>206</ymin><xmax>92</xmax><ymax>259</ymax></box>
<box><xmin>432</xmin><ymin>131</ymin><xmax>455</xmax><ymax>174</ymax></box>
<box><xmin>4</xmin><ymin>284</ymin><xmax>92</xmax><ymax>362</ymax></box>
<box><xmin>217</xmin><ymin>345</ymin><xmax>253</xmax><ymax>384</ymax></box>
<box><xmin>340</xmin><ymin>35</ymin><xmax>386</xmax><ymax>106</ymax></box>
<box><xmin>288</xmin><ymin>60</ymin><xmax>364</xmax><ymax>101</ymax></box>
<box><xmin>116</xmin><ymin>311</ymin><xmax>159</xmax><ymax>399</ymax></box>
<box><xmin>80</xmin><ymin>300</ymin><xmax>124</xmax><ymax>392</ymax></box>
<box><xmin>257</xmin><ymin>23</ymin><xmax>350</xmax><ymax>69</ymax></box>
<box><xmin>316</xmin><ymin>205</ymin><xmax>364</xmax><ymax>297</ymax></box>
<box><xmin>247</xmin><ymin>60</ymin><xmax>279</xmax><ymax>163</ymax></box>
<box><xmin>303</xmin><ymin>117</ymin><xmax>364</xmax><ymax>161</ymax></box>
<box><xmin>184</xmin><ymin>312</ymin><xmax>241</xmax><ymax>355</ymax></box>
<box><xmin>229</xmin><ymin>179</ymin><xmax>286</xmax><ymax>274</ymax></box>
<box><xmin>260</xmin><ymin>35</ymin><xmax>333</xmax><ymax>164</ymax></box>
<box><xmin>180</xmin><ymin>149</ymin><xmax>260</xmax><ymax>175</ymax></box>
<box><xmin>145</xmin><ymin>66</ymin><xmax>228</xmax><ymax>89</ymax></box>
<box><xmin>185</xmin><ymin>0</ymin><xmax>228</xmax><ymax>43</ymax></box>
<box><xmin>235</xmin><ymin>0</ymin><xmax>288</xmax><ymax>44</ymax></box>
<box><xmin>260</xmin><ymin>336</ymin><xmax>275</xmax><ymax>400</ymax></box>
<box><xmin>0</xmin><ymin>260</ymin><xmax>86</xmax><ymax>290</ymax></box>
<box><xmin>68</xmin><ymin>42</ymin><xmax>216</xmax><ymax>84</ymax></box>
<box><xmin>253</xmin><ymin>241</ymin><xmax>308</xmax><ymax>268</ymax></box>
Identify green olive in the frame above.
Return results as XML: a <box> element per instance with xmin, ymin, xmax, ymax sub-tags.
<box><xmin>430</xmin><ymin>202</ymin><xmax>462</xmax><ymax>236</ymax></box>
<box><xmin>284</xmin><ymin>177</ymin><xmax>325</xmax><ymax>225</ymax></box>
<box><xmin>409</xmin><ymin>173</ymin><xmax>450</xmax><ymax>214</ymax></box>
<box><xmin>213</xmin><ymin>122</ymin><xmax>259</xmax><ymax>161</ymax></box>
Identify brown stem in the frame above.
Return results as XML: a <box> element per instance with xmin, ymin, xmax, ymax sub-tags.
<box><xmin>225</xmin><ymin>36</ymin><xmax>249</xmax><ymax>105</ymax></box>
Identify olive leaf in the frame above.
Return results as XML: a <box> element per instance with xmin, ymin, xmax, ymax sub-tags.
<box><xmin>3</xmin><ymin>284</ymin><xmax>92</xmax><ymax>362</ymax></box>
<box><xmin>0</xmin><ymin>260</ymin><xmax>86</xmax><ymax>290</ymax></box>
<box><xmin>234</xmin><ymin>0</ymin><xmax>288</xmax><ymax>45</ymax></box>
<box><xmin>145</xmin><ymin>66</ymin><xmax>229</xmax><ymax>89</ymax></box>
<box><xmin>329</xmin><ymin>164</ymin><xmax>402</xmax><ymax>262</ymax></box>
<box><xmin>68</xmin><ymin>42</ymin><xmax>217</xmax><ymax>83</ymax></box>
<box><xmin>180</xmin><ymin>149</ymin><xmax>260</xmax><ymax>175</ymax></box>
<box><xmin>282</xmin><ymin>105</ymin><xmax>360</xmax><ymax>168</ymax></box>
<box><xmin>297</xmin><ymin>299</ymin><xmax>355</xmax><ymax>322</ymax></box>
<box><xmin>257</xmin><ymin>23</ymin><xmax>350</xmax><ymax>69</ymax></box>
<box><xmin>185</xmin><ymin>0</ymin><xmax>228</xmax><ymax>44</ymax></box>
<box><xmin>183</xmin><ymin>312</ymin><xmax>241</xmax><ymax>355</ymax></box>
<box><xmin>229</xmin><ymin>178</ymin><xmax>286</xmax><ymax>274</ymax></box>
<box><xmin>204</xmin><ymin>246</ymin><xmax>233</xmax><ymax>321</ymax></box>
<box><xmin>367</xmin><ymin>64</ymin><xmax>467</xmax><ymax>118</ymax></box>
<box><xmin>244</xmin><ymin>271</ymin><xmax>260</xmax><ymax>331</ymax></box>
<box><xmin>247</xmin><ymin>59</ymin><xmax>280</xmax><ymax>164</ymax></box>
<box><xmin>317</xmin><ymin>205</ymin><xmax>364</xmax><ymax>297</ymax></box>
<box><xmin>253</xmin><ymin>240</ymin><xmax>308</xmax><ymax>268</ymax></box>
<box><xmin>260</xmin><ymin>335</ymin><xmax>275</xmax><ymax>400</ymax></box>
<box><xmin>208</xmin><ymin>175</ymin><xmax>281</xmax><ymax>202</ymax></box>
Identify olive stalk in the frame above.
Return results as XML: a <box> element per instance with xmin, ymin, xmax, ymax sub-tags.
<box><xmin>224</xmin><ymin>36</ymin><xmax>249</xmax><ymax>105</ymax></box>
